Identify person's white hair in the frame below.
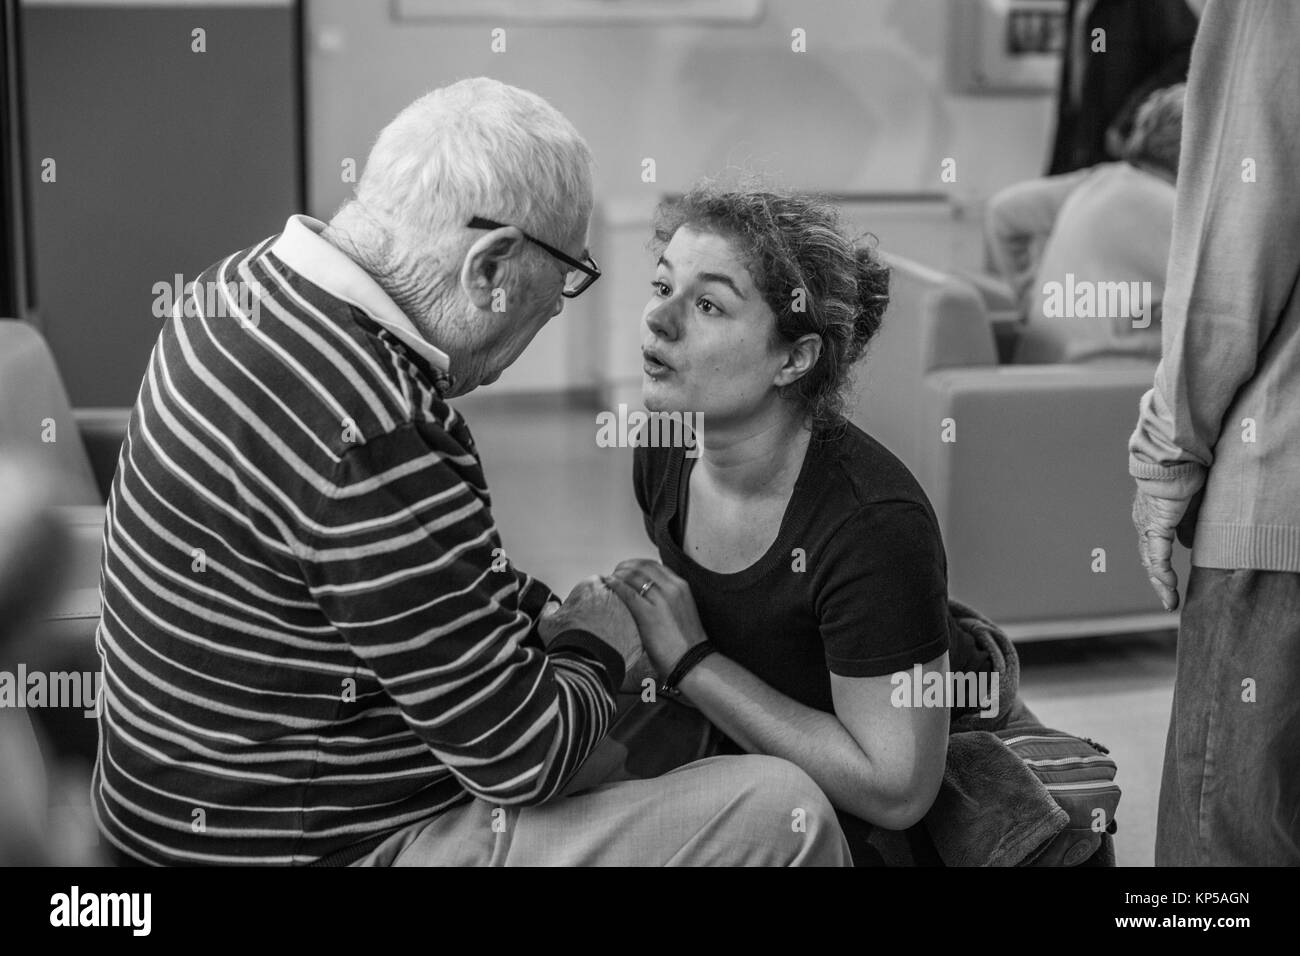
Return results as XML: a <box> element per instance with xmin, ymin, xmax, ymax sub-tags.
<box><xmin>324</xmin><ymin>78</ymin><xmax>593</xmax><ymax>327</ymax></box>
<box><xmin>354</xmin><ymin>76</ymin><xmax>592</xmax><ymax>253</ymax></box>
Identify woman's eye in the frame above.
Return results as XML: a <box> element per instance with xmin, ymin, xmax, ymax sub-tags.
<box><xmin>651</xmin><ymin>280</ymin><xmax>670</xmax><ymax>297</ymax></box>
<box><xmin>697</xmin><ymin>298</ymin><xmax>720</xmax><ymax>315</ymax></box>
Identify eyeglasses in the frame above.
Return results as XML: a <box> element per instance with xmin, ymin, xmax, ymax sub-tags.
<box><xmin>467</xmin><ymin>216</ymin><xmax>600</xmax><ymax>298</ymax></box>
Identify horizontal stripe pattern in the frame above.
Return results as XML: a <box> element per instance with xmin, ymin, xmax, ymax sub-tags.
<box><xmin>92</xmin><ymin>238</ymin><xmax>618</xmax><ymax>865</ymax></box>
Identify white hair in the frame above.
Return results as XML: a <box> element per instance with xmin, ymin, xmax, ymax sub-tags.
<box><xmin>353</xmin><ymin>76</ymin><xmax>593</xmax><ymax>252</ymax></box>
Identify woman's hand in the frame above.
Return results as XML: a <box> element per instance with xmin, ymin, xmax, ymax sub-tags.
<box><xmin>604</xmin><ymin>559</ymin><xmax>708</xmax><ymax>677</ymax></box>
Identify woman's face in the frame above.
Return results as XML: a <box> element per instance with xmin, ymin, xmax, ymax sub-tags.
<box><xmin>641</xmin><ymin>226</ymin><xmax>789</xmax><ymax>422</ymax></box>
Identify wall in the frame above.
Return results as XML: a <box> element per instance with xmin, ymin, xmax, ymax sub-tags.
<box><xmin>23</xmin><ymin>0</ymin><xmax>301</xmax><ymax>407</ymax></box>
<box><xmin>304</xmin><ymin>0</ymin><xmax>1056</xmax><ymax>395</ymax></box>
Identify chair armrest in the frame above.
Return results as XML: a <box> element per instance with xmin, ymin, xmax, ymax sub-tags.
<box><xmin>881</xmin><ymin>254</ymin><xmax>1000</xmax><ymax>374</ymax></box>
<box><xmin>953</xmin><ymin>271</ymin><xmax>1023</xmax><ymax>362</ymax></box>
<box><xmin>923</xmin><ymin>364</ymin><xmax>1159</xmax><ymax>496</ymax></box>
<box><xmin>35</xmin><ymin>588</ymin><xmax>102</xmax><ymax>660</ymax></box>
<box><xmin>918</xmin><ymin>363</ymin><xmax>1157</xmax><ymax>502</ymax></box>
<box><xmin>919</xmin><ymin>280</ymin><xmax>999</xmax><ymax>372</ymax></box>
<box><xmin>927</xmin><ymin>363</ymin><xmax>1156</xmax><ymax>400</ymax></box>
<box><xmin>56</xmin><ymin>504</ymin><xmax>106</xmax><ymax>592</ymax></box>
<box><xmin>74</xmin><ymin>407</ymin><xmax>130</xmax><ymax>500</ymax></box>
<box><xmin>959</xmin><ymin>270</ymin><xmax>1019</xmax><ymax>314</ymax></box>
<box><xmin>18</xmin><ymin>507</ymin><xmax>108</xmax><ymax>665</ymax></box>
<box><xmin>2</xmin><ymin>504</ymin><xmax>104</xmax><ymax>669</ymax></box>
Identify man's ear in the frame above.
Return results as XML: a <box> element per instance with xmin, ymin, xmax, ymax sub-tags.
<box><xmin>774</xmin><ymin>333</ymin><xmax>822</xmax><ymax>388</ymax></box>
<box><xmin>460</xmin><ymin>227</ymin><xmax>527</xmax><ymax>310</ymax></box>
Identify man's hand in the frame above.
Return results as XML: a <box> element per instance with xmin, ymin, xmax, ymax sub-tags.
<box><xmin>538</xmin><ymin>576</ymin><xmax>651</xmax><ymax>693</ymax></box>
<box><xmin>1132</xmin><ymin>486</ymin><xmax>1191</xmax><ymax>611</ymax></box>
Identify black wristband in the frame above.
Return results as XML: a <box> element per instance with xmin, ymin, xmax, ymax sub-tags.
<box><xmin>660</xmin><ymin>641</ymin><xmax>716</xmax><ymax>697</ymax></box>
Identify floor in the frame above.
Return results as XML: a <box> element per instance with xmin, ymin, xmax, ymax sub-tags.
<box><xmin>457</xmin><ymin>394</ymin><xmax>1177</xmax><ymax>868</ymax></box>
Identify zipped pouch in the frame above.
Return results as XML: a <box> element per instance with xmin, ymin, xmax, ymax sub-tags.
<box><xmin>995</xmin><ymin>729</ymin><xmax>1121</xmax><ymax>866</ymax></box>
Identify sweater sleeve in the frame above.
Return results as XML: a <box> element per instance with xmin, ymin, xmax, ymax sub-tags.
<box><xmin>1128</xmin><ymin>0</ymin><xmax>1300</xmax><ymax>502</ymax></box>
<box><xmin>296</xmin><ymin>420</ymin><xmax>622</xmax><ymax>807</ymax></box>
<box><xmin>985</xmin><ymin>168</ymin><xmax>1093</xmax><ymax>311</ymax></box>
<box><xmin>511</xmin><ymin>565</ymin><xmax>559</xmax><ymax>650</ymax></box>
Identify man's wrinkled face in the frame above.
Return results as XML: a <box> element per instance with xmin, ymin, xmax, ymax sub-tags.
<box><xmin>475</xmin><ymin>217</ymin><xmax>590</xmax><ymax>387</ymax></box>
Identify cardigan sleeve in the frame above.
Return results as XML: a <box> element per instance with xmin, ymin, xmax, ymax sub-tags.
<box><xmin>1128</xmin><ymin>0</ymin><xmax>1300</xmax><ymax>503</ymax></box>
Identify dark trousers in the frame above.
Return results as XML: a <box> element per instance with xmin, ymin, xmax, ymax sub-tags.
<box><xmin>1157</xmin><ymin>565</ymin><xmax>1300</xmax><ymax>865</ymax></box>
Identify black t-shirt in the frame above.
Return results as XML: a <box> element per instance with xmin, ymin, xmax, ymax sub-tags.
<box><xmin>633</xmin><ymin>419</ymin><xmax>960</xmax><ymax>715</ymax></box>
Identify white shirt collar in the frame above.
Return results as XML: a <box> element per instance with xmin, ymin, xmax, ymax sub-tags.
<box><xmin>268</xmin><ymin>214</ymin><xmax>451</xmax><ymax>374</ymax></box>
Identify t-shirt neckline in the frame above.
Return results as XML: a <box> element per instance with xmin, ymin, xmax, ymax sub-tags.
<box><xmin>658</xmin><ymin>433</ymin><xmax>827</xmax><ymax>591</ymax></box>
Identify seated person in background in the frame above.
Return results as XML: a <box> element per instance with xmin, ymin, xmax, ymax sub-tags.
<box><xmin>985</xmin><ymin>83</ymin><xmax>1185</xmax><ymax>364</ymax></box>
<box><xmin>605</xmin><ymin>184</ymin><xmax>991</xmax><ymax>864</ymax></box>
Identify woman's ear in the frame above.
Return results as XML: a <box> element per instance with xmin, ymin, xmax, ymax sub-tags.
<box><xmin>774</xmin><ymin>333</ymin><xmax>822</xmax><ymax>388</ymax></box>
<box><xmin>460</xmin><ymin>227</ymin><xmax>527</xmax><ymax>310</ymax></box>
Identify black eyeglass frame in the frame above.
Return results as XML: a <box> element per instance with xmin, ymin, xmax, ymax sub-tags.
<box><xmin>467</xmin><ymin>216</ymin><xmax>600</xmax><ymax>298</ymax></box>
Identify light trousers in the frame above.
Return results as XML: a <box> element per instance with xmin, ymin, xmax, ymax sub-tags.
<box><xmin>353</xmin><ymin>753</ymin><xmax>852</xmax><ymax>867</ymax></box>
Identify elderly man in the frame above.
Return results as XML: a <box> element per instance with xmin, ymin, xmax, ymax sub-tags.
<box><xmin>1129</xmin><ymin>0</ymin><xmax>1300</xmax><ymax>865</ymax></box>
<box><xmin>92</xmin><ymin>78</ymin><xmax>849</xmax><ymax>867</ymax></box>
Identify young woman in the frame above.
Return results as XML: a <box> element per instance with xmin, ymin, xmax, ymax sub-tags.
<box><xmin>605</xmin><ymin>185</ymin><xmax>983</xmax><ymax>862</ymax></box>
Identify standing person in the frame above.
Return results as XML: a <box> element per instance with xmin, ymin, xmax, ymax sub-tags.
<box><xmin>1129</xmin><ymin>0</ymin><xmax>1300</xmax><ymax>865</ymax></box>
<box><xmin>1047</xmin><ymin>0</ymin><xmax>1198</xmax><ymax>175</ymax></box>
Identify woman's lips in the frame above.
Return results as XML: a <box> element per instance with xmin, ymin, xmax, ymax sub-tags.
<box><xmin>642</xmin><ymin>348</ymin><xmax>673</xmax><ymax>378</ymax></box>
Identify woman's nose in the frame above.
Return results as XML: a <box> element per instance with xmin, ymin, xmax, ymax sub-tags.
<box><xmin>643</xmin><ymin>298</ymin><xmax>680</xmax><ymax>340</ymax></box>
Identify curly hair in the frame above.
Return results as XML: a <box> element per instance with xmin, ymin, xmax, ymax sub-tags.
<box><xmin>651</xmin><ymin>183</ymin><xmax>889</xmax><ymax>431</ymax></box>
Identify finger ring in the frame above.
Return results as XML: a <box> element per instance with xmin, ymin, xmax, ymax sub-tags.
<box><xmin>638</xmin><ymin>580</ymin><xmax>656</xmax><ymax>598</ymax></box>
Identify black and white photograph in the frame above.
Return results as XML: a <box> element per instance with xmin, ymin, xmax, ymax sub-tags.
<box><xmin>0</xmin><ymin>0</ymin><xmax>1288</xmax><ymax>931</ymax></box>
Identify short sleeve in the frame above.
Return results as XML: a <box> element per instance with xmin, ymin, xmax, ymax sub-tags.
<box><xmin>632</xmin><ymin>444</ymin><xmax>656</xmax><ymax>543</ymax></box>
<box><xmin>814</xmin><ymin>502</ymin><xmax>950</xmax><ymax>678</ymax></box>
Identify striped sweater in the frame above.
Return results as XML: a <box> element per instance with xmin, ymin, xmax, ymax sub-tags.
<box><xmin>91</xmin><ymin>215</ymin><xmax>622</xmax><ymax>865</ymax></box>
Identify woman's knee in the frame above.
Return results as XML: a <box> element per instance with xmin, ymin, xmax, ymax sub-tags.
<box><xmin>661</xmin><ymin>755</ymin><xmax>849</xmax><ymax>864</ymax></box>
<box><xmin>696</xmin><ymin>755</ymin><xmax>835</xmax><ymax>822</ymax></box>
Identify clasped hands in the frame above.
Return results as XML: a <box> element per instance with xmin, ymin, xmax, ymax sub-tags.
<box><xmin>537</xmin><ymin>559</ymin><xmax>709</xmax><ymax>694</ymax></box>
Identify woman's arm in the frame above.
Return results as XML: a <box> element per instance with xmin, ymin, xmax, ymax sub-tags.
<box><xmin>606</xmin><ymin>561</ymin><xmax>949</xmax><ymax>830</ymax></box>
<box><xmin>676</xmin><ymin>650</ymin><xmax>949</xmax><ymax>830</ymax></box>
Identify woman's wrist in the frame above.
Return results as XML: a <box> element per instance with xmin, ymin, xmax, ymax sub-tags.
<box><xmin>660</xmin><ymin>641</ymin><xmax>717</xmax><ymax>697</ymax></box>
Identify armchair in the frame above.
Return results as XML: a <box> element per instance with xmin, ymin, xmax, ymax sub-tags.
<box><xmin>848</xmin><ymin>257</ymin><xmax>1187</xmax><ymax>640</ymax></box>
<box><xmin>0</xmin><ymin>319</ymin><xmax>126</xmax><ymax>749</ymax></box>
